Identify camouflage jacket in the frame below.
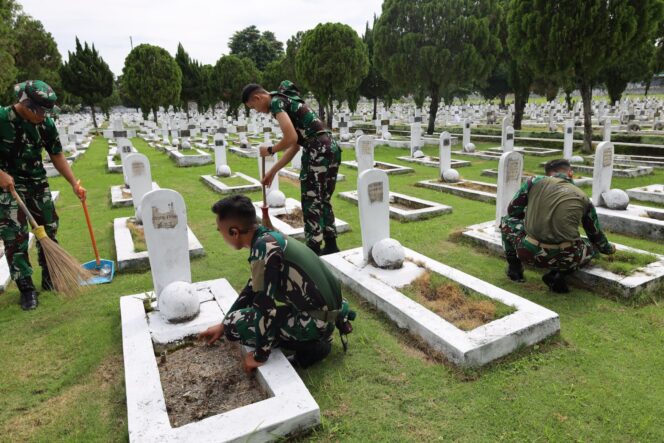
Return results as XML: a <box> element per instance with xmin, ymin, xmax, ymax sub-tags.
<box><xmin>0</xmin><ymin>105</ymin><xmax>62</xmax><ymax>188</ymax></box>
<box><xmin>507</xmin><ymin>173</ymin><xmax>613</xmax><ymax>253</ymax></box>
<box><xmin>269</xmin><ymin>80</ymin><xmax>330</xmax><ymax>141</ymax></box>
<box><xmin>230</xmin><ymin>226</ymin><xmax>335</xmax><ymax>362</ymax></box>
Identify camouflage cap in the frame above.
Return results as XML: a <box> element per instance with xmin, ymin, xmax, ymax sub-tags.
<box><xmin>14</xmin><ymin>80</ymin><xmax>57</xmax><ymax>109</ymax></box>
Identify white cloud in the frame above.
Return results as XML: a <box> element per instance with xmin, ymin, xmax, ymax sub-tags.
<box><xmin>18</xmin><ymin>0</ymin><xmax>383</xmax><ymax>75</ymax></box>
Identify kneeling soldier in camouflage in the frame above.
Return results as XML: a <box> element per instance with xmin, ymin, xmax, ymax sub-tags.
<box><xmin>199</xmin><ymin>195</ymin><xmax>355</xmax><ymax>372</ymax></box>
<box><xmin>0</xmin><ymin>80</ymin><xmax>86</xmax><ymax>310</ymax></box>
<box><xmin>500</xmin><ymin>159</ymin><xmax>615</xmax><ymax>293</ymax></box>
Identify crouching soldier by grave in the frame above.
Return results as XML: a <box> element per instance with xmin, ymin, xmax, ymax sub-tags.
<box><xmin>0</xmin><ymin>80</ymin><xmax>87</xmax><ymax>310</ymax></box>
<box><xmin>500</xmin><ymin>159</ymin><xmax>615</xmax><ymax>293</ymax></box>
<box><xmin>242</xmin><ymin>80</ymin><xmax>342</xmax><ymax>255</ymax></box>
<box><xmin>199</xmin><ymin>195</ymin><xmax>355</xmax><ymax>372</ymax></box>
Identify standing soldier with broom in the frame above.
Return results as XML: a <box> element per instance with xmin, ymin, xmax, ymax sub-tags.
<box><xmin>242</xmin><ymin>81</ymin><xmax>342</xmax><ymax>256</ymax></box>
<box><xmin>0</xmin><ymin>80</ymin><xmax>87</xmax><ymax>310</ymax></box>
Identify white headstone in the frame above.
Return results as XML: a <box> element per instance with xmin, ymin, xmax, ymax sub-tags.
<box><xmin>141</xmin><ymin>189</ymin><xmax>191</xmax><ymax>298</ymax></box>
<box><xmin>563</xmin><ymin>121</ymin><xmax>574</xmax><ymax>159</ymax></box>
<box><xmin>501</xmin><ymin>116</ymin><xmax>513</xmax><ymax>147</ymax></box>
<box><xmin>125</xmin><ymin>153</ymin><xmax>152</xmax><ymax>213</ymax></box>
<box><xmin>439</xmin><ymin>131</ymin><xmax>452</xmax><ymax>176</ymax></box>
<box><xmin>213</xmin><ymin>134</ymin><xmax>229</xmax><ymax>175</ymax></box>
<box><xmin>410</xmin><ymin>123</ymin><xmax>422</xmax><ymax>156</ymax></box>
<box><xmin>462</xmin><ymin>119</ymin><xmax>471</xmax><ymax>148</ymax></box>
<box><xmin>355</xmin><ymin>135</ymin><xmax>375</xmax><ymax>175</ymax></box>
<box><xmin>358</xmin><ymin>169</ymin><xmax>390</xmax><ymax>262</ymax></box>
<box><xmin>503</xmin><ymin>126</ymin><xmax>515</xmax><ymax>152</ymax></box>
<box><xmin>495</xmin><ymin>151</ymin><xmax>523</xmax><ymax>226</ymax></box>
<box><xmin>602</xmin><ymin>118</ymin><xmax>611</xmax><ymax>142</ymax></box>
<box><xmin>592</xmin><ymin>142</ymin><xmax>614</xmax><ymax>206</ymax></box>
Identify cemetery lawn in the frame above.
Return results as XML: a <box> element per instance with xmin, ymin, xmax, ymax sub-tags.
<box><xmin>215</xmin><ymin>174</ymin><xmax>253</xmax><ymax>187</ymax></box>
<box><xmin>595</xmin><ymin>250</ymin><xmax>659</xmax><ymax>275</ymax></box>
<box><xmin>1</xmin><ymin>136</ymin><xmax>663</xmax><ymax>441</ymax></box>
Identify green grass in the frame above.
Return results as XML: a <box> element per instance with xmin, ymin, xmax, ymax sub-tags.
<box><xmin>215</xmin><ymin>174</ymin><xmax>252</xmax><ymax>187</ymax></box>
<box><xmin>126</xmin><ymin>218</ymin><xmax>146</xmax><ymax>253</ymax></box>
<box><xmin>595</xmin><ymin>250</ymin><xmax>659</xmax><ymax>275</ymax></box>
<box><xmin>1</xmin><ymin>134</ymin><xmax>663</xmax><ymax>441</ymax></box>
<box><xmin>401</xmin><ymin>270</ymin><xmax>516</xmax><ymax>330</ymax></box>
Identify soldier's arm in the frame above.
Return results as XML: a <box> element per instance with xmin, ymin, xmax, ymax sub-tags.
<box><xmin>226</xmin><ymin>279</ymin><xmax>256</xmax><ymax>314</ymax></box>
<box><xmin>251</xmin><ymin>235</ymin><xmax>285</xmax><ymax>362</ymax></box>
<box><xmin>45</xmin><ymin>121</ymin><xmax>86</xmax><ymax>200</ymax></box>
<box><xmin>506</xmin><ymin>176</ymin><xmax>540</xmax><ymax>219</ymax></box>
<box><xmin>582</xmin><ymin>202</ymin><xmax>614</xmax><ymax>254</ymax></box>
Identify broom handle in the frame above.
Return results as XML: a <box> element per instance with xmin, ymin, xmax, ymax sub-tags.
<box><xmin>81</xmin><ymin>199</ymin><xmax>101</xmax><ymax>266</ymax></box>
<box><xmin>260</xmin><ymin>156</ymin><xmax>273</xmax><ymax>229</ymax></box>
<box><xmin>10</xmin><ymin>188</ymin><xmax>39</xmax><ymax>230</ymax></box>
<box><xmin>261</xmin><ymin>156</ymin><xmax>267</xmax><ymax>205</ymax></box>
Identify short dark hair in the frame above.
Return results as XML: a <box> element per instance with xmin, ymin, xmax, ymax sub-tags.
<box><xmin>241</xmin><ymin>83</ymin><xmax>266</xmax><ymax>104</ymax></box>
<box><xmin>211</xmin><ymin>195</ymin><xmax>257</xmax><ymax>229</ymax></box>
<box><xmin>544</xmin><ymin>159</ymin><xmax>571</xmax><ymax>175</ymax></box>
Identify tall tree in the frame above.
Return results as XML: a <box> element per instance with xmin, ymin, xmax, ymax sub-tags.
<box><xmin>211</xmin><ymin>54</ymin><xmax>260</xmax><ymax>117</ymax></box>
<box><xmin>296</xmin><ymin>23</ymin><xmax>369</xmax><ymax>127</ymax></box>
<box><xmin>174</xmin><ymin>43</ymin><xmax>202</xmax><ymax>116</ymax></box>
<box><xmin>603</xmin><ymin>40</ymin><xmax>657</xmax><ymax>104</ymax></box>
<box><xmin>60</xmin><ymin>37</ymin><xmax>113</xmax><ymax>128</ymax></box>
<box><xmin>262</xmin><ymin>57</ymin><xmax>287</xmax><ymax>91</ymax></box>
<box><xmin>122</xmin><ymin>44</ymin><xmax>182</xmax><ymax>124</ymax></box>
<box><xmin>13</xmin><ymin>14</ymin><xmax>62</xmax><ymax>90</ymax></box>
<box><xmin>0</xmin><ymin>0</ymin><xmax>19</xmax><ymax>99</ymax></box>
<box><xmin>229</xmin><ymin>25</ymin><xmax>284</xmax><ymax>71</ymax></box>
<box><xmin>509</xmin><ymin>0</ymin><xmax>664</xmax><ymax>153</ymax></box>
<box><xmin>374</xmin><ymin>0</ymin><xmax>501</xmax><ymax>134</ymax></box>
<box><xmin>359</xmin><ymin>19</ymin><xmax>390</xmax><ymax>120</ymax></box>
<box><xmin>198</xmin><ymin>64</ymin><xmax>215</xmax><ymax>113</ymax></box>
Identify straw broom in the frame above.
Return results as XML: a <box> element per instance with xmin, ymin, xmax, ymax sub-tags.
<box><xmin>11</xmin><ymin>188</ymin><xmax>92</xmax><ymax>295</ymax></box>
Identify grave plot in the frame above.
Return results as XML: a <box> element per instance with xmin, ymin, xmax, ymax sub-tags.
<box><xmin>451</xmin><ymin>149</ymin><xmax>503</xmax><ymax>160</ymax></box>
<box><xmin>254</xmin><ymin>198</ymin><xmax>350</xmax><ymax>240</ymax></box>
<box><xmin>200</xmin><ymin>173</ymin><xmax>261</xmax><ymax>194</ymax></box>
<box><xmin>338</xmin><ymin>190</ymin><xmax>452</xmax><ymax>222</ymax></box>
<box><xmin>278</xmin><ymin>149</ymin><xmax>345</xmax><ymax>183</ymax></box>
<box><xmin>561</xmin><ymin>162</ymin><xmax>653</xmax><ymax>178</ymax></box>
<box><xmin>611</xmin><ymin>154</ymin><xmax>664</xmax><ymax>169</ymax></box>
<box><xmin>589</xmin><ymin>143</ymin><xmax>664</xmax><ymax>241</ymax></box>
<box><xmin>111</xmin><ymin>183</ymin><xmax>159</xmax><ymax>207</ymax></box>
<box><xmin>341</xmin><ymin>159</ymin><xmax>413</xmax><ymax>175</ymax></box>
<box><xmin>463</xmin><ymin>221</ymin><xmax>664</xmax><ymax>298</ymax></box>
<box><xmin>480</xmin><ymin>168</ymin><xmax>593</xmax><ymax>186</ymax></box>
<box><xmin>120</xmin><ymin>192</ymin><xmax>319</xmax><ymax>441</ymax></box>
<box><xmin>396</xmin><ymin>155</ymin><xmax>471</xmax><ymax>169</ymax></box>
<box><xmin>323</xmin><ymin>168</ymin><xmax>559</xmax><ymax>367</ymax></box>
<box><xmin>167</xmin><ymin>148</ymin><xmax>213</xmax><ymax>167</ymax></box>
<box><xmin>416</xmin><ymin>179</ymin><xmax>497</xmax><ymax>203</ymax></box>
<box><xmin>486</xmin><ymin>146</ymin><xmax>562</xmax><ymax>156</ymax></box>
<box><xmin>626</xmin><ymin>184</ymin><xmax>664</xmax><ymax>205</ymax></box>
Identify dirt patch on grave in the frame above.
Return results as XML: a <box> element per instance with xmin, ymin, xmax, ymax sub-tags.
<box><xmin>402</xmin><ymin>271</ymin><xmax>515</xmax><ymax>331</ymax></box>
<box><xmin>441</xmin><ymin>181</ymin><xmax>496</xmax><ymax>193</ymax></box>
<box><xmin>158</xmin><ymin>340</ymin><xmax>268</xmax><ymax>428</ymax></box>
<box><xmin>126</xmin><ymin>218</ymin><xmax>147</xmax><ymax>252</ymax></box>
<box><xmin>374</xmin><ymin>162</ymin><xmax>397</xmax><ymax>171</ymax></box>
<box><xmin>389</xmin><ymin>196</ymin><xmax>430</xmax><ymax>211</ymax></box>
<box><xmin>595</xmin><ymin>250</ymin><xmax>658</xmax><ymax>275</ymax></box>
<box><xmin>121</xmin><ymin>187</ymin><xmax>132</xmax><ymax>199</ymax></box>
<box><xmin>276</xmin><ymin>207</ymin><xmax>304</xmax><ymax>228</ymax></box>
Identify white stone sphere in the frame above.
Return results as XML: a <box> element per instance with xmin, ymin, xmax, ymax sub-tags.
<box><xmin>382</xmin><ymin>131</ymin><xmax>392</xmax><ymax>140</ymax></box>
<box><xmin>267</xmin><ymin>190</ymin><xmax>286</xmax><ymax>208</ymax></box>
<box><xmin>340</xmin><ymin>132</ymin><xmax>352</xmax><ymax>142</ymax></box>
<box><xmin>602</xmin><ymin>189</ymin><xmax>630</xmax><ymax>210</ymax></box>
<box><xmin>240</xmin><ymin>137</ymin><xmax>250</xmax><ymax>149</ymax></box>
<box><xmin>181</xmin><ymin>140</ymin><xmax>191</xmax><ymax>150</ymax></box>
<box><xmin>372</xmin><ymin>238</ymin><xmax>405</xmax><ymax>270</ymax></box>
<box><xmin>570</xmin><ymin>155</ymin><xmax>584</xmax><ymax>164</ymax></box>
<box><xmin>463</xmin><ymin>143</ymin><xmax>476</xmax><ymax>153</ymax></box>
<box><xmin>159</xmin><ymin>281</ymin><xmax>200</xmax><ymax>323</ymax></box>
<box><xmin>442</xmin><ymin>169</ymin><xmax>460</xmax><ymax>183</ymax></box>
<box><xmin>217</xmin><ymin>164</ymin><xmax>232</xmax><ymax>177</ymax></box>
<box><xmin>413</xmin><ymin>149</ymin><xmax>425</xmax><ymax>158</ymax></box>
<box><xmin>354</xmin><ymin>130</ymin><xmax>364</xmax><ymax>137</ymax></box>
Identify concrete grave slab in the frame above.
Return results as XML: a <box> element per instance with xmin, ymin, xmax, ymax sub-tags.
<box><xmin>253</xmin><ymin>198</ymin><xmax>350</xmax><ymax>240</ymax></box>
<box><xmin>397</xmin><ymin>155</ymin><xmax>471</xmax><ymax>169</ymax></box>
<box><xmin>561</xmin><ymin>163</ymin><xmax>653</xmax><ymax>178</ymax></box>
<box><xmin>338</xmin><ymin>190</ymin><xmax>452</xmax><ymax>222</ymax></box>
<box><xmin>322</xmin><ymin>247</ymin><xmax>560</xmax><ymax>367</ymax></box>
<box><xmin>120</xmin><ymin>278</ymin><xmax>321</xmax><ymax>442</ymax></box>
<box><xmin>200</xmin><ymin>173</ymin><xmax>262</xmax><ymax>195</ymax></box>
<box><xmin>626</xmin><ymin>184</ymin><xmax>664</xmax><ymax>204</ymax></box>
<box><xmin>480</xmin><ymin>169</ymin><xmax>593</xmax><ymax>186</ymax></box>
<box><xmin>416</xmin><ymin>179</ymin><xmax>497</xmax><ymax>203</ymax></box>
<box><xmin>463</xmin><ymin>220</ymin><xmax>664</xmax><ymax>298</ymax></box>
<box><xmin>341</xmin><ymin>160</ymin><xmax>414</xmax><ymax>175</ymax></box>
<box><xmin>111</xmin><ymin>183</ymin><xmax>159</xmax><ymax>208</ymax></box>
<box><xmin>167</xmin><ymin>148</ymin><xmax>212</xmax><ymax>167</ymax></box>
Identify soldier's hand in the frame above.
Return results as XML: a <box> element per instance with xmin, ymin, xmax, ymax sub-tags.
<box><xmin>242</xmin><ymin>351</ymin><xmax>264</xmax><ymax>373</ymax></box>
<box><xmin>198</xmin><ymin>323</ymin><xmax>224</xmax><ymax>346</ymax></box>
<box><xmin>261</xmin><ymin>168</ymin><xmax>276</xmax><ymax>188</ymax></box>
<box><xmin>259</xmin><ymin>143</ymin><xmax>272</xmax><ymax>158</ymax></box>
<box><xmin>73</xmin><ymin>180</ymin><xmax>87</xmax><ymax>201</ymax></box>
<box><xmin>0</xmin><ymin>171</ymin><xmax>14</xmax><ymax>192</ymax></box>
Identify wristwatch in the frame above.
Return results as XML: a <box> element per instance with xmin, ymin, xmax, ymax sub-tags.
<box><xmin>267</xmin><ymin>145</ymin><xmax>274</xmax><ymax>155</ymax></box>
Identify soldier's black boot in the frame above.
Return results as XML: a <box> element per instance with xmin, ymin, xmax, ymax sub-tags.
<box><xmin>321</xmin><ymin>236</ymin><xmax>340</xmax><ymax>256</ymax></box>
<box><xmin>17</xmin><ymin>277</ymin><xmax>38</xmax><ymax>311</ymax></box>
<box><xmin>306</xmin><ymin>240</ymin><xmax>322</xmax><ymax>256</ymax></box>
<box><xmin>283</xmin><ymin>339</ymin><xmax>333</xmax><ymax>369</ymax></box>
<box><xmin>505</xmin><ymin>255</ymin><xmax>525</xmax><ymax>282</ymax></box>
<box><xmin>42</xmin><ymin>266</ymin><xmax>54</xmax><ymax>291</ymax></box>
<box><xmin>542</xmin><ymin>270</ymin><xmax>570</xmax><ymax>293</ymax></box>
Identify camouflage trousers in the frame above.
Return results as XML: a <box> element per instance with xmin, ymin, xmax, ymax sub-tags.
<box><xmin>300</xmin><ymin>134</ymin><xmax>341</xmax><ymax>246</ymax></box>
<box><xmin>500</xmin><ymin>215</ymin><xmax>598</xmax><ymax>272</ymax></box>
<box><xmin>223</xmin><ymin>306</ymin><xmax>334</xmax><ymax>349</ymax></box>
<box><xmin>0</xmin><ymin>185</ymin><xmax>58</xmax><ymax>280</ymax></box>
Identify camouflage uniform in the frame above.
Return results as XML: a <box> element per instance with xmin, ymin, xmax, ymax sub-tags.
<box><xmin>0</xmin><ymin>104</ymin><xmax>61</xmax><ymax>280</ymax></box>
<box><xmin>500</xmin><ymin>174</ymin><xmax>613</xmax><ymax>272</ymax></box>
<box><xmin>223</xmin><ymin>226</ymin><xmax>340</xmax><ymax>362</ymax></box>
<box><xmin>270</xmin><ymin>80</ymin><xmax>341</xmax><ymax>247</ymax></box>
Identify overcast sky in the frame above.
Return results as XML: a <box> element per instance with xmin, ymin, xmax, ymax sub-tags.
<box><xmin>19</xmin><ymin>0</ymin><xmax>384</xmax><ymax>76</ymax></box>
